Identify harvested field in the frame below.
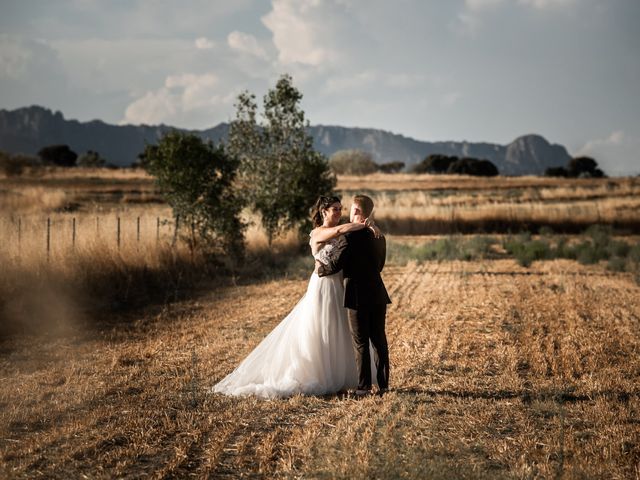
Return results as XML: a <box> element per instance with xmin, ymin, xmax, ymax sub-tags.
<box><xmin>1</xmin><ymin>258</ymin><xmax>638</xmax><ymax>479</ymax></box>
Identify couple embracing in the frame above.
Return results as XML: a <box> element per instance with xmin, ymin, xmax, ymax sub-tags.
<box><xmin>213</xmin><ymin>195</ymin><xmax>391</xmax><ymax>399</ymax></box>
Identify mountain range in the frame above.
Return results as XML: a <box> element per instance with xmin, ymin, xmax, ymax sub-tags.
<box><xmin>0</xmin><ymin>106</ymin><xmax>572</xmax><ymax>175</ymax></box>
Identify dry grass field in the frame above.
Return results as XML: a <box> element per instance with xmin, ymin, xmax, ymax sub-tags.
<box><xmin>1</xmin><ymin>258</ymin><xmax>639</xmax><ymax>478</ymax></box>
<box><xmin>1</xmin><ymin>169</ymin><xmax>639</xmax><ymax>478</ymax></box>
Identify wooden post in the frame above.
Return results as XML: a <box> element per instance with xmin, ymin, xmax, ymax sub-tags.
<box><xmin>156</xmin><ymin>217</ymin><xmax>160</xmax><ymax>244</ymax></box>
<box><xmin>96</xmin><ymin>216</ymin><xmax>100</xmax><ymax>237</ymax></box>
<box><xmin>172</xmin><ymin>215</ymin><xmax>180</xmax><ymax>247</ymax></box>
<box><xmin>17</xmin><ymin>216</ymin><xmax>21</xmax><ymax>251</ymax></box>
<box><xmin>46</xmin><ymin>217</ymin><xmax>51</xmax><ymax>261</ymax></box>
<box><xmin>117</xmin><ymin>216</ymin><xmax>121</xmax><ymax>249</ymax></box>
<box><xmin>137</xmin><ymin>216</ymin><xmax>141</xmax><ymax>242</ymax></box>
<box><xmin>72</xmin><ymin>217</ymin><xmax>76</xmax><ymax>249</ymax></box>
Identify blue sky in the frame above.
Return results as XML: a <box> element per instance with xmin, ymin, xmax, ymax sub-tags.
<box><xmin>0</xmin><ymin>0</ymin><xmax>638</xmax><ymax>174</ymax></box>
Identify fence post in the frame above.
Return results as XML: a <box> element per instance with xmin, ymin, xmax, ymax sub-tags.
<box><xmin>172</xmin><ymin>215</ymin><xmax>180</xmax><ymax>247</ymax></box>
<box><xmin>156</xmin><ymin>217</ymin><xmax>160</xmax><ymax>244</ymax></box>
<box><xmin>46</xmin><ymin>217</ymin><xmax>51</xmax><ymax>261</ymax></box>
<box><xmin>17</xmin><ymin>216</ymin><xmax>21</xmax><ymax>252</ymax></box>
<box><xmin>137</xmin><ymin>216</ymin><xmax>141</xmax><ymax>242</ymax></box>
<box><xmin>117</xmin><ymin>216</ymin><xmax>121</xmax><ymax>249</ymax></box>
<box><xmin>96</xmin><ymin>216</ymin><xmax>100</xmax><ymax>237</ymax></box>
<box><xmin>72</xmin><ymin>217</ymin><xmax>76</xmax><ymax>249</ymax></box>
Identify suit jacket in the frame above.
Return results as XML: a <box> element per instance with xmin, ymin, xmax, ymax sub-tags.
<box><xmin>318</xmin><ymin>229</ymin><xmax>391</xmax><ymax>310</ymax></box>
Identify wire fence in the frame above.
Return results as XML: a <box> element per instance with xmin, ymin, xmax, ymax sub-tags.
<box><xmin>1</xmin><ymin>214</ymin><xmax>182</xmax><ymax>261</ymax></box>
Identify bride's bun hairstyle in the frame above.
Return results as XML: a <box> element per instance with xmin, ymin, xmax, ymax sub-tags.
<box><xmin>352</xmin><ymin>195</ymin><xmax>374</xmax><ymax>218</ymax></box>
<box><xmin>311</xmin><ymin>195</ymin><xmax>341</xmax><ymax>227</ymax></box>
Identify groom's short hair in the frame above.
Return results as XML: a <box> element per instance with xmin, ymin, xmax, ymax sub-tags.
<box><xmin>353</xmin><ymin>195</ymin><xmax>374</xmax><ymax>217</ymax></box>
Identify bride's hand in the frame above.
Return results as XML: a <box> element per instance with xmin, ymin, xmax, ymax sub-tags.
<box><xmin>365</xmin><ymin>218</ymin><xmax>383</xmax><ymax>238</ymax></box>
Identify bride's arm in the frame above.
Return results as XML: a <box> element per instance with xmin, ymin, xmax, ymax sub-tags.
<box><xmin>311</xmin><ymin>222</ymin><xmax>366</xmax><ymax>244</ymax></box>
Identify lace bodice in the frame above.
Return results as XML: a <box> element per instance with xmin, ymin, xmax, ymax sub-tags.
<box><xmin>311</xmin><ymin>236</ymin><xmax>342</xmax><ymax>266</ymax></box>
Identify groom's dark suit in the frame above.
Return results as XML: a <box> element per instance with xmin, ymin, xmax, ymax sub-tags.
<box><xmin>318</xmin><ymin>229</ymin><xmax>391</xmax><ymax>390</ymax></box>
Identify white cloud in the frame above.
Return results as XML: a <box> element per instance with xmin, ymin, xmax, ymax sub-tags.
<box><xmin>577</xmin><ymin>130</ymin><xmax>625</xmax><ymax>154</ymax></box>
<box><xmin>227</xmin><ymin>31</ymin><xmax>269</xmax><ymax>60</ymax></box>
<box><xmin>122</xmin><ymin>72</ymin><xmax>234</xmax><ymax>127</ymax></box>
<box><xmin>194</xmin><ymin>37</ymin><xmax>215</xmax><ymax>50</ymax></box>
<box><xmin>261</xmin><ymin>0</ymin><xmax>341</xmax><ymax>66</ymax></box>
<box><xmin>576</xmin><ymin>131</ymin><xmax>639</xmax><ymax>176</ymax></box>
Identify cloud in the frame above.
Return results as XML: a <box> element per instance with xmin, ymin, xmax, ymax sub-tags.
<box><xmin>261</xmin><ymin>0</ymin><xmax>342</xmax><ymax>66</ymax></box>
<box><xmin>577</xmin><ymin>131</ymin><xmax>639</xmax><ymax>176</ymax></box>
<box><xmin>227</xmin><ymin>31</ymin><xmax>269</xmax><ymax>60</ymax></box>
<box><xmin>122</xmin><ymin>72</ymin><xmax>235</xmax><ymax>127</ymax></box>
<box><xmin>194</xmin><ymin>37</ymin><xmax>215</xmax><ymax>50</ymax></box>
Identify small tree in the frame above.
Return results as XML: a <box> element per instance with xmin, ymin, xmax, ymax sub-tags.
<box><xmin>142</xmin><ymin>131</ymin><xmax>245</xmax><ymax>259</ymax></box>
<box><xmin>329</xmin><ymin>149</ymin><xmax>379</xmax><ymax>175</ymax></box>
<box><xmin>229</xmin><ymin>74</ymin><xmax>336</xmax><ymax>244</ymax></box>
<box><xmin>77</xmin><ymin>150</ymin><xmax>107</xmax><ymax>168</ymax></box>
<box><xmin>38</xmin><ymin>144</ymin><xmax>77</xmax><ymax>167</ymax></box>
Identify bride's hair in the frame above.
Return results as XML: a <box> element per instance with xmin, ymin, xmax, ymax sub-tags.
<box><xmin>311</xmin><ymin>195</ymin><xmax>341</xmax><ymax>227</ymax></box>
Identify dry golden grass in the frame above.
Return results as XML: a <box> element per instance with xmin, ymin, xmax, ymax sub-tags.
<box><xmin>1</xmin><ymin>258</ymin><xmax>638</xmax><ymax>478</ymax></box>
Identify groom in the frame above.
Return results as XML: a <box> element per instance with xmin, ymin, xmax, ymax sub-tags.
<box><xmin>318</xmin><ymin>195</ymin><xmax>391</xmax><ymax>395</ymax></box>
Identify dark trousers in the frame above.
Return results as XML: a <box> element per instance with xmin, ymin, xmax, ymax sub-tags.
<box><xmin>347</xmin><ymin>304</ymin><xmax>389</xmax><ymax>390</ymax></box>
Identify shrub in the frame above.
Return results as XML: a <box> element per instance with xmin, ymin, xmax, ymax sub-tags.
<box><xmin>606</xmin><ymin>257</ymin><xmax>627</xmax><ymax>272</ymax></box>
<box><xmin>329</xmin><ymin>149</ymin><xmax>379</xmax><ymax>175</ymax></box>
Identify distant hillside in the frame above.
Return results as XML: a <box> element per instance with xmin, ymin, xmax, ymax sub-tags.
<box><xmin>0</xmin><ymin>106</ymin><xmax>571</xmax><ymax>175</ymax></box>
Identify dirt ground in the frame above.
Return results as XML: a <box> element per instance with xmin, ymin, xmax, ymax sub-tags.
<box><xmin>1</xmin><ymin>258</ymin><xmax>639</xmax><ymax>479</ymax></box>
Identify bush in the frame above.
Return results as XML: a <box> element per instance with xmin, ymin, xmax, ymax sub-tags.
<box><xmin>607</xmin><ymin>257</ymin><xmax>627</xmax><ymax>272</ymax></box>
<box><xmin>378</xmin><ymin>161</ymin><xmax>405</xmax><ymax>173</ymax></box>
<box><xmin>0</xmin><ymin>151</ymin><xmax>39</xmax><ymax>176</ymax></box>
<box><xmin>412</xmin><ymin>154</ymin><xmax>457</xmax><ymax>174</ymax></box>
<box><xmin>447</xmin><ymin>157</ymin><xmax>499</xmax><ymax>177</ymax></box>
<box><xmin>329</xmin><ymin>149</ymin><xmax>379</xmax><ymax>175</ymax></box>
<box><xmin>38</xmin><ymin>145</ymin><xmax>78</xmax><ymax>167</ymax></box>
<box><xmin>77</xmin><ymin>150</ymin><xmax>107</xmax><ymax>168</ymax></box>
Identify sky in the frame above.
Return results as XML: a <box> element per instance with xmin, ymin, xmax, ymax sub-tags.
<box><xmin>0</xmin><ymin>0</ymin><xmax>638</xmax><ymax>174</ymax></box>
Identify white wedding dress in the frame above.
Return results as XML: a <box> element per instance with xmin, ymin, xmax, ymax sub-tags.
<box><xmin>212</xmin><ymin>237</ymin><xmax>359</xmax><ymax>398</ymax></box>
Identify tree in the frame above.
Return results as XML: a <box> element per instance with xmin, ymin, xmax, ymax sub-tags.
<box><xmin>447</xmin><ymin>157</ymin><xmax>499</xmax><ymax>176</ymax></box>
<box><xmin>77</xmin><ymin>150</ymin><xmax>106</xmax><ymax>168</ymax></box>
<box><xmin>38</xmin><ymin>144</ymin><xmax>77</xmax><ymax>167</ymax></box>
<box><xmin>378</xmin><ymin>161</ymin><xmax>405</xmax><ymax>173</ymax></box>
<box><xmin>228</xmin><ymin>74</ymin><xmax>336</xmax><ymax>244</ymax></box>
<box><xmin>412</xmin><ymin>154</ymin><xmax>457</xmax><ymax>174</ymax></box>
<box><xmin>568</xmin><ymin>156</ymin><xmax>605</xmax><ymax>178</ymax></box>
<box><xmin>544</xmin><ymin>166</ymin><xmax>569</xmax><ymax>177</ymax></box>
<box><xmin>329</xmin><ymin>149</ymin><xmax>379</xmax><ymax>175</ymax></box>
<box><xmin>545</xmin><ymin>156</ymin><xmax>606</xmax><ymax>178</ymax></box>
<box><xmin>142</xmin><ymin>131</ymin><xmax>245</xmax><ymax>259</ymax></box>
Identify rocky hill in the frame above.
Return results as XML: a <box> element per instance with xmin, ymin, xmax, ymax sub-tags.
<box><xmin>0</xmin><ymin>106</ymin><xmax>571</xmax><ymax>175</ymax></box>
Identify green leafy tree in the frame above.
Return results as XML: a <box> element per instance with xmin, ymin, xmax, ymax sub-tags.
<box><xmin>142</xmin><ymin>131</ymin><xmax>245</xmax><ymax>259</ymax></box>
<box><xmin>229</xmin><ymin>74</ymin><xmax>336</xmax><ymax>244</ymax></box>
<box><xmin>328</xmin><ymin>149</ymin><xmax>379</xmax><ymax>175</ymax></box>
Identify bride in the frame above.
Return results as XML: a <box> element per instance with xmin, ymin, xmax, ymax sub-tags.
<box><xmin>212</xmin><ymin>196</ymin><xmax>378</xmax><ymax>398</ymax></box>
